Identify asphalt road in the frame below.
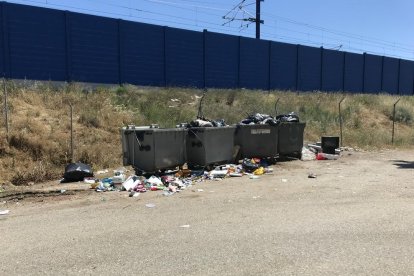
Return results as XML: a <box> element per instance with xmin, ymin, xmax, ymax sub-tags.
<box><xmin>1</xmin><ymin>150</ymin><xmax>414</xmax><ymax>275</ymax></box>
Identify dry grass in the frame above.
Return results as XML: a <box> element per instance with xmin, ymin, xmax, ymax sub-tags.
<box><xmin>0</xmin><ymin>81</ymin><xmax>413</xmax><ymax>185</ymax></box>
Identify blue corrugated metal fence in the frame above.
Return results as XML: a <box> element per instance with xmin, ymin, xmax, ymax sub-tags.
<box><xmin>0</xmin><ymin>2</ymin><xmax>413</xmax><ymax>94</ymax></box>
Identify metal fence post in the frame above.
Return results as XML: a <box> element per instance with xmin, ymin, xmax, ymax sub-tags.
<box><xmin>392</xmin><ymin>98</ymin><xmax>400</xmax><ymax>144</ymax></box>
<box><xmin>70</xmin><ymin>104</ymin><xmax>74</xmax><ymax>162</ymax></box>
<box><xmin>339</xmin><ymin>96</ymin><xmax>345</xmax><ymax>147</ymax></box>
<box><xmin>3</xmin><ymin>77</ymin><xmax>9</xmax><ymax>141</ymax></box>
<box><xmin>274</xmin><ymin>98</ymin><xmax>280</xmax><ymax>117</ymax></box>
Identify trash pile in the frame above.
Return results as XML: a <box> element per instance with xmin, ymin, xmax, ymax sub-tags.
<box><xmin>75</xmin><ymin>158</ymin><xmax>274</xmax><ymax>197</ymax></box>
<box><xmin>239</xmin><ymin>112</ymin><xmax>299</xmax><ymax>126</ymax></box>
<box><xmin>187</xmin><ymin>117</ymin><xmax>228</xmax><ymax>128</ymax></box>
<box><xmin>240</xmin><ymin>113</ymin><xmax>279</xmax><ymax>126</ymax></box>
<box><xmin>301</xmin><ymin>140</ymin><xmax>341</xmax><ymax>161</ymax></box>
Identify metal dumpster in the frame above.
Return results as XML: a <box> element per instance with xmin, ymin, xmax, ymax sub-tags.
<box><xmin>277</xmin><ymin>122</ymin><xmax>306</xmax><ymax>158</ymax></box>
<box><xmin>234</xmin><ymin>124</ymin><xmax>278</xmax><ymax>160</ymax></box>
<box><xmin>186</xmin><ymin>126</ymin><xmax>235</xmax><ymax>167</ymax></box>
<box><xmin>121</xmin><ymin>125</ymin><xmax>186</xmax><ymax>174</ymax></box>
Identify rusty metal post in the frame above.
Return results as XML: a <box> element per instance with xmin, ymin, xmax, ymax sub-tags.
<box><xmin>3</xmin><ymin>77</ymin><xmax>9</xmax><ymax>141</ymax></box>
<box><xmin>392</xmin><ymin>98</ymin><xmax>400</xmax><ymax>144</ymax></box>
<box><xmin>339</xmin><ymin>96</ymin><xmax>345</xmax><ymax>147</ymax></box>
<box><xmin>70</xmin><ymin>104</ymin><xmax>74</xmax><ymax>162</ymax></box>
<box><xmin>274</xmin><ymin>98</ymin><xmax>280</xmax><ymax>117</ymax></box>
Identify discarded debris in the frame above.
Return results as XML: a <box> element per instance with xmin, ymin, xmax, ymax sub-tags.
<box><xmin>316</xmin><ymin>153</ymin><xmax>340</xmax><ymax>160</ymax></box>
<box><xmin>145</xmin><ymin>203</ymin><xmax>156</xmax><ymax>208</ymax></box>
<box><xmin>62</xmin><ymin>162</ymin><xmax>94</xmax><ymax>182</ymax></box>
<box><xmin>179</xmin><ymin>224</ymin><xmax>190</xmax><ymax>228</ymax></box>
<box><xmin>0</xmin><ymin>210</ymin><xmax>10</xmax><ymax>215</ymax></box>
<box><xmin>96</xmin><ymin>169</ymin><xmax>109</xmax><ymax>175</ymax></box>
<box><xmin>308</xmin><ymin>173</ymin><xmax>317</xmax><ymax>179</ymax></box>
<box><xmin>301</xmin><ymin>147</ymin><xmax>316</xmax><ymax>161</ymax></box>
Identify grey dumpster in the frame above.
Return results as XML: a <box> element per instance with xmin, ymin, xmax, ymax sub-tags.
<box><xmin>121</xmin><ymin>125</ymin><xmax>186</xmax><ymax>174</ymax></box>
<box><xmin>277</xmin><ymin>123</ymin><xmax>306</xmax><ymax>158</ymax></box>
<box><xmin>186</xmin><ymin>126</ymin><xmax>235</xmax><ymax>167</ymax></box>
<box><xmin>234</xmin><ymin>124</ymin><xmax>278</xmax><ymax>160</ymax></box>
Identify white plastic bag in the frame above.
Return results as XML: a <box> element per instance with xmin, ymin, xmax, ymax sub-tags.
<box><xmin>301</xmin><ymin>147</ymin><xmax>316</xmax><ymax>161</ymax></box>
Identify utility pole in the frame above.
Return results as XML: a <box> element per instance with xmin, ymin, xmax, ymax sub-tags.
<box><xmin>256</xmin><ymin>0</ymin><xmax>264</xmax><ymax>39</ymax></box>
<box><xmin>222</xmin><ymin>0</ymin><xmax>264</xmax><ymax>39</ymax></box>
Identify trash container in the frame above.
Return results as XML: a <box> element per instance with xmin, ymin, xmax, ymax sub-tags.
<box><xmin>277</xmin><ymin>122</ymin><xmax>306</xmax><ymax>158</ymax></box>
<box><xmin>186</xmin><ymin>126</ymin><xmax>235</xmax><ymax>167</ymax></box>
<box><xmin>321</xmin><ymin>136</ymin><xmax>339</xmax><ymax>154</ymax></box>
<box><xmin>234</xmin><ymin>124</ymin><xmax>278</xmax><ymax>160</ymax></box>
<box><xmin>121</xmin><ymin>125</ymin><xmax>186</xmax><ymax>174</ymax></box>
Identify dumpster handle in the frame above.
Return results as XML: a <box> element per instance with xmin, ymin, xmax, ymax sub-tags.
<box><xmin>133</xmin><ymin>132</ymin><xmax>143</xmax><ymax>148</ymax></box>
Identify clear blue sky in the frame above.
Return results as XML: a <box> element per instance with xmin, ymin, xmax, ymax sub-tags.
<box><xmin>5</xmin><ymin>0</ymin><xmax>414</xmax><ymax>60</ymax></box>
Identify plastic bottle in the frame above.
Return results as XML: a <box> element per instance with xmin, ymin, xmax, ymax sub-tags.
<box><xmin>316</xmin><ymin>152</ymin><xmax>339</xmax><ymax>160</ymax></box>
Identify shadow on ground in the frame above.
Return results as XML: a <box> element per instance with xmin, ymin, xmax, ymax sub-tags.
<box><xmin>392</xmin><ymin>160</ymin><xmax>414</xmax><ymax>169</ymax></box>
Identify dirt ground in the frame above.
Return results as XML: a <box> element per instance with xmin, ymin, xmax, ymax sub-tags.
<box><xmin>1</xmin><ymin>149</ymin><xmax>414</xmax><ymax>275</ymax></box>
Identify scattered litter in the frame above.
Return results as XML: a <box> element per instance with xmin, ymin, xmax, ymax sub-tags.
<box><xmin>308</xmin><ymin>173</ymin><xmax>317</xmax><ymax>179</ymax></box>
<box><xmin>242</xmin><ymin>158</ymin><xmax>260</xmax><ymax>173</ymax></box>
<box><xmin>145</xmin><ymin>203</ymin><xmax>156</xmax><ymax>208</ymax></box>
<box><xmin>317</xmin><ymin>153</ymin><xmax>340</xmax><ymax>160</ymax></box>
<box><xmin>210</xmin><ymin>170</ymin><xmax>228</xmax><ymax>178</ymax></box>
<box><xmin>253</xmin><ymin>167</ymin><xmax>265</xmax><ymax>175</ymax></box>
<box><xmin>122</xmin><ymin>176</ymin><xmax>139</xmax><ymax>191</ymax></box>
<box><xmin>0</xmin><ymin>210</ymin><xmax>10</xmax><ymax>215</ymax></box>
<box><xmin>281</xmin><ymin>179</ymin><xmax>288</xmax><ymax>183</ymax></box>
<box><xmin>301</xmin><ymin>147</ymin><xmax>316</xmax><ymax>161</ymax></box>
<box><xmin>96</xmin><ymin>169</ymin><xmax>109</xmax><ymax>175</ymax></box>
<box><xmin>252</xmin><ymin>196</ymin><xmax>261</xmax><ymax>199</ymax></box>
<box><xmin>88</xmin><ymin>156</ymin><xmax>281</xmax><ymax>199</ymax></box>
<box><xmin>84</xmin><ymin>177</ymin><xmax>97</xmax><ymax>184</ymax></box>
<box><xmin>112</xmin><ymin>171</ymin><xmax>125</xmax><ymax>185</ymax></box>
<box><xmin>62</xmin><ymin>162</ymin><xmax>94</xmax><ymax>182</ymax></box>
<box><xmin>179</xmin><ymin>224</ymin><xmax>190</xmax><ymax>228</ymax></box>
<box><xmin>129</xmin><ymin>191</ymin><xmax>142</xmax><ymax>197</ymax></box>
<box><xmin>229</xmin><ymin>173</ymin><xmax>243</xmax><ymax>177</ymax></box>
<box><xmin>60</xmin><ymin>189</ymin><xmax>66</xmax><ymax>193</ymax></box>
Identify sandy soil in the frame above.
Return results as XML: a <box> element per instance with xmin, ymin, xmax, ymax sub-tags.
<box><xmin>1</xmin><ymin>150</ymin><xmax>414</xmax><ymax>275</ymax></box>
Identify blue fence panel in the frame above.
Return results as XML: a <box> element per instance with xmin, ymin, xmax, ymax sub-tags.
<box><xmin>0</xmin><ymin>2</ymin><xmax>4</xmax><ymax>76</ymax></box>
<box><xmin>382</xmin><ymin>57</ymin><xmax>399</xmax><ymax>94</ymax></box>
<box><xmin>6</xmin><ymin>3</ymin><xmax>66</xmax><ymax>80</ymax></box>
<box><xmin>298</xmin><ymin>45</ymin><xmax>321</xmax><ymax>91</ymax></box>
<box><xmin>165</xmin><ymin>27</ymin><xmax>203</xmax><ymax>87</ymax></box>
<box><xmin>321</xmin><ymin>49</ymin><xmax>344</xmax><ymax>92</ymax></box>
<box><xmin>399</xmin><ymin>60</ymin><xmax>414</xmax><ymax>95</ymax></box>
<box><xmin>69</xmin><ymin>13</ymin><xmax>119</xmax><ymax>83</ymax></box>
<box><xmin>120</xmin><ymin>21</ymin><xmax>164</xmax><ymax>86</ymax></box>
<box><xmin>344</xmin><ymin>52</ymin><xmax>364</xmax><ymax>92</ymax></box>
<box><xmin>239</xmin><ymin>37</ymin><xmax>269</xmax><ymax>90</ymax></box>
<box><xmin>270</xmin><ymin>41</ymin><xmax>297</xmax><ymax>90</ymax></box>
<box><xmin>364</xmin><ymin>54</ymin><xmax>382</xmax><ymax>94</ymax></box>
<box><xmin>205</xmin><ymin>31</ymin><xmax>238</xmax><ymax>88</ymax></box>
